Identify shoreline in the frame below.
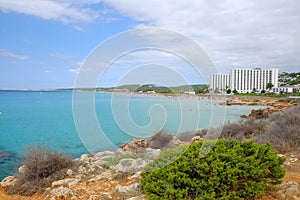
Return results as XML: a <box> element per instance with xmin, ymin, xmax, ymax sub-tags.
<box><xmin>98</xmin><ymin>90</ymin><xmax>297</xmax><ymax>107</ymax></box>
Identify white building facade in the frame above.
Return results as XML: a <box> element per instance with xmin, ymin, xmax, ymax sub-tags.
<box><xmin>210</xmin><ymin>68</ymin><xmax>278</xmax><ymax>93</ymax></box>
<box><xmin>210</xmin><ymin>73</ymin><xmax>231</xmax><ymax>92</ymax></box>
<box><xmin>231</xmin><ymin>68</ymin><xmax>278</xmax><ymax>93</ymax></box>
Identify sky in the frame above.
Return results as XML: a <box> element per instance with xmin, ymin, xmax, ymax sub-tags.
<box><xmin>0</xmin><ymin>0</ymin><xmax>299</xmax><ymax>89</ymax></box>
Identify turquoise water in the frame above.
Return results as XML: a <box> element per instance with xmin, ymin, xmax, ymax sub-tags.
<box><xmin>0</xmin><ymin>91</ymin><xmax>266</xmax><ymax>179</ymax></box>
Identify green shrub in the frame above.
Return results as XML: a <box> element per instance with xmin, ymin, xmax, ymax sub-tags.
<box><xmin>6</xmin><ymin>146</ymin><xmax>74</xmax><ymax>196</ymax></box>
<box><xmin>141</xmin><ymin>139</ymin><xmax>285</xmax><ymax>200</ymax></box>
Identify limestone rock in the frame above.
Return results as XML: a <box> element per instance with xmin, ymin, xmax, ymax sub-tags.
<box><xmin>18</xmin><ymin>165</ymin><xmax>26</xmax><ymax>174</ymax></box>
<box><xmin>140</xmin><ymin>148</ymin><xmax>161</xmax><ymax>161</ymax></box>
<box><xmin>49</xmin><ymin>186</ymin><xmax>78</xmax><ymax>200</ymax></box>
<box><xmin>94</xmin><ymin>151</ymin><xmax>114</xmax><ymax>159</ymax></box>
<box><xmin>120</xmin><ymin>139</ymin><xmax>148</xmax><ymax>152</ymax></box>
<box><xmin>192</xmin><ymin>136</ymin><xmax>204</xmax><ymax>143</ymax></box>
<box><xmin>113</xmin><ymin>158</ymin><xmax>147</xmax><ymax>173</ymax></box>
<box><xmin>66</xmin><ymin>169</ymin><xmax>74</xmax><ymax>176</ymax></box>
<box><xmin>0</xmin><ymin>176</ymin><xmax>15</xmax><ymax>188</ymax></box>
<box><xmin>51</xmin><ymin>178</ymin><xmax>80</xmax><ymax>188</ymax></box>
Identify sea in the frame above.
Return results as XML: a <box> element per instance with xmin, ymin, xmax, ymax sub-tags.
<box><xmin>0</xmin><ymin>91</ymin><xmax>267</xmax><ymax>180</ymax></box>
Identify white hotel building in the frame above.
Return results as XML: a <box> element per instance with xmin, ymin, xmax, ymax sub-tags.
<box><xmin>211</xmin><ymin>68</ymin><xmax>278</xmax><ymax>93</ymax></box>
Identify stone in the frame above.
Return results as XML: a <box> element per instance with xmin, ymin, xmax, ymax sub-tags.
<box><xmin>120</xmin><ymin>139</ymin><xmax>148</xmax><ymax>151</ymax></box>
<box><xmin>49</xmin><ymin>186</ymin><xmax>77</xmax><ymax>200</ymax></box>
<box><xmin>94</xmin><ymin>151</ymin><xmax>114</xmax><ymax>159</ymax></box>
<box><xmin>78</xmin><ymin>165</ymin><xmax>87</xmax><ymax>174</ymax></box>
<box><xmin>18</xmin><ymin>165</ymin><xmax>26</xmax><ymax>174</ymax></box>
<box><xmin>51</xmin><ymin>178</ymin><xmax>80</xmax><ymax>188</ymax></box>
<box><xmin>286</xmin><ymin>187</ymin><xmax>299</xmax><ymax>197</ymax></box>
<box><xmin>116</xmin><ymin>182</ymin><xmax>140</xmax><ymax>194</ymax></box>
<box><xmin>79</xmin><ymin>154</ymin><xmax>94</xmax><ymax>163</ymax></box>
<box><xmin>113</xmin><ymin>158</ymin><xmax>147</xmax><ymax>173</ymax></box>
<box><xmin>140</xmin><ymin>148</ymin><xmax>161</xmax><ymax>161</ymax></box>
<box><xmin>127</xmin><ymin>196</ymin><xmax>146</xmax><ymax>200</ymax></box>
<box><xmin>0</xmin><ymin>176</ymin><xmax>15</xmax><ymax>188</ymax></box>
<box><xmin>66</xmin><ymin>169</ymin><xmax>74</xmax><ymax>176</ymax></box>
<box><xmin>192</xmin><ymin>136</ymin><xmax>204</xmax><ymax>143</ymax></box>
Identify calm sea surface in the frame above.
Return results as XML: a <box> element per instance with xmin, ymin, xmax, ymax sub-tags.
<box><xmin>0</xmin><ymin>91</ymin><xmax>267</xmax><ymax>179</ymax></box>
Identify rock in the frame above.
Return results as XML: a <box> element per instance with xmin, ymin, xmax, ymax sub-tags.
<box><xmin>286</xmin><ymin>187</ymin><xmax>299</xmax><ymax>197</ymax></box>
<box><xmin>49</xmin><ymin>186</ymin><xmax>77</xmax><ymax>200</ymax></box>
<box><xmin>18</xmin><ymin>165</ymin><xmax>26</xmax><ymax>174</ymax></box>
<box><xmin>78</xmin><ymin>165</ymin><xmax>87</xmax><ymax>174</ymax></box>
<box><xmin>164</xmin><ymin>138</ymin><xmax>185</xmax><ymax>149</ymax></box>
<box><xmin>95</xmin><ymin>155</ymin><xmax>116</xmax><ymax>166</ymax></box>
<box><xmin>127</xmin><ymin>196</ymin><xmax>146</xmax><ymax>200</ymax></box>
<box><xmin>245</xmin><ymin>107</ymin><xmax>286</xmax><ymax>119</ymax></box>
<box><xmin>116</xmin><ymin>182</ymin><xmax>140</xmax><ymax>194</ymax></box>
<box><xmin>120</xmin><ymin>139</ymin><xmax>148</xmax><ymax>151</ymax></box>
<box><xmin>94</xmin><ymin>151</ymin><xmax>114</xmax><ymax>159</ymax></box>
<box><xmin>113</xmin><ymin>158</ymin><xmax>147</xmax><ymax>173</ymax></box>
<box><xmin>79</xmin><ymin>154</ymin><xmax>95</xmax><ymax>163</ymax></box>
<box><xmin>192</xmin><ymin>136</ymin><xmax>204</xmax><ymax>143</ymax></box>
<box><xmin>140</xmin><ymin>148</ymin><xmax>161</xmax><ymax>161</ymax></box>
<box><xmin>0</xmin><ymin>176</ymin><xmax>15</xmax><ymax>188</ymax></box>
<box><xmin>93</xmin><ymin>169</ymin><xmax>114</xmax><ymax>181</ymax></box>
<box><xmin>66</xmin><ymin>169</ymin><xmax>74</xmax><ymax>176</ymax></box>
<box><xmin>51</xmin><ymin>178</ymin><xmax>80</xmax><ymax>188</ymax></box>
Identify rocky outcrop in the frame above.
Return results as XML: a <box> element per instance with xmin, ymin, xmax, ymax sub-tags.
<box><xmin>1</xmin><ymin>135</ymin><xmax>300</xmax><ymax>200</ymax></box>
<box><xmin>41</xmin><ymin>146</ymin><xmax>161</xmax><ymax>200</ymax></box>
<box><xmin>120</xmin><ymin>139</ymin><xmax>148</xmax><ymax>152</ymax></box>
<box><xmin>241</xmin><ymin>107</ymin><xmax>286</xmax><ymax>119</ymax></box>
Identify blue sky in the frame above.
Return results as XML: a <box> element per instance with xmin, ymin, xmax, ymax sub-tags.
<box><xmin>0</xmin><ymin>0</ymin><xmax>299</xmax><ymax>89</ymax></box>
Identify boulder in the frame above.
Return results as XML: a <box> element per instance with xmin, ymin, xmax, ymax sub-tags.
<box><xmin>18</xmin><ymin>165</ymin><xmax>26</xmax><ymax>174</ymax></box>
<box><xmin>140</xmin><ymin>148</ymin><xmax>161</xmax><ymax>161</ymax></box>
<box><xmin>113</xmin><ymin>158</ymin><xmax>147</xmax><ymax>173</ymax></box>
<box><xmin>116</xmin><ymin>182</ymin><xmax>140</xmax><ymax>194</ymax></box>
<box><xmin>0</xmin><ymin>176</ymin><xmax>15</xmax><ymax>188</ymax></box>
<box><xmin>192</xmin><ymin>136</ymin><xmax>204</xmax><ymax>143</ymax></box>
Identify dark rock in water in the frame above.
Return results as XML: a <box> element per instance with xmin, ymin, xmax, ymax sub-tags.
<box><xmin>0</xmin><ymin>149</ymin><xmax>14</xmax><ymax>164</ymax></box>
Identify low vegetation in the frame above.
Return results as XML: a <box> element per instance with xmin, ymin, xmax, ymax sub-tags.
<box><xmin>5</xmin><ymin>146</ymin><xmax>74</xmax><ymax>196</ymax></box>
<box><xmin>218</xmin><ymin>106</ymin><xmax>300</xmax><ymax>153</ymax></box>
<box><xmin>103</xmin><ymin>153</ymin><xmax>138</xmax><ymax>168</ymax></box>
<box><xmin>141</xmin><ymin>139</ymin><xmax>285</xmax><ymax>200</ymax></box>
<box><xmin>148</xmin><ymin>130</ymin><xmax>173</xmax><ymax>149</ymax></box>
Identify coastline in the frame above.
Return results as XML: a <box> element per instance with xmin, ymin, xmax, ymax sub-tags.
<box><xmin>1</xmin><ymin>92</ymin><xmax>299</xmax><ymax>199</ymax></box>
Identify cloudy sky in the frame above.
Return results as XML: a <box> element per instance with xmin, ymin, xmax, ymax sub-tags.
<box><xmin>0</xmin><ymin>0</ymin><xmax>299</xmax><ymax>88</ymax></box>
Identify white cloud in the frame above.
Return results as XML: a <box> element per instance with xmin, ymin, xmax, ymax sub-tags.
<box><xmin>103</xmin><ymin>0</ymin><xmax>300</xmax><ymax>72</ymax></box>
<box><xmin>69</xmin><ymin>68</ymin><xmax>80</xmax><ymax>74</ymax></box>
<box><xmin>0</xmin><ymin>48</ymin><xmax>30</xmax><ymax>60</ymax></box>
<box><xmin>50</xmin><ymin>52</ymin><xmax>75</xmax><ymax>59</ymax></box>
<box><xmin>0</xmin><ymin>0</ymin><xmax>100</xmax><ymax>23</ymax></box>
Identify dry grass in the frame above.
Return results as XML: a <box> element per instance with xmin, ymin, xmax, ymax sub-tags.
<box><xmin>148</xmin><ymin>131</ymin><xmax>173</xmax><ymax>149</ymax></box>
<box><xmin>216</xmin><ymin>106</ymin><xmax>300</xmax><ymax>154</ymax></box>
<box><xmin>5</xmin><ymin>146</ymin><xmax>74</xmax><ymax>196</ymax></box>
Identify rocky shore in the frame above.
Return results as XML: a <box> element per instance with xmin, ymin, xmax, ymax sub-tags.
<box><xmin>1</xmin><ymin>136</ymin><xmax>300</xmax><ymax>200</ymax></box>
<box><xmin>225</xmin><ymin>96</ymin><xmax>300</xmax><ymax>119</ymax></box>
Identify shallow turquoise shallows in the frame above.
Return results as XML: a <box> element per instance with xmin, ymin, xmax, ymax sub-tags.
<box><xmin>0</xmin><ymin>91</ymin><xmax>267</xmax><ymax>179</ymax></box>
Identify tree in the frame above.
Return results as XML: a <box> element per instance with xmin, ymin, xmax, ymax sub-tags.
<box><xmin>232</xmin><ymin>89</ymin><xmax>238</xmax><ymax>94</ymax></box>
<box><xmin>261</xmin><ymin>89</ymin><xmax>266</xmax><ymax>94</ymax></box>
<box><xmin>226</xmin><ymin>89</ymin><xmax>231</xmax><ymax>94</ymax></box>
<box><xmin>266</xmin><ymin>82</ymin><xmax>274</xmax><ymax>90</ymax></box>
